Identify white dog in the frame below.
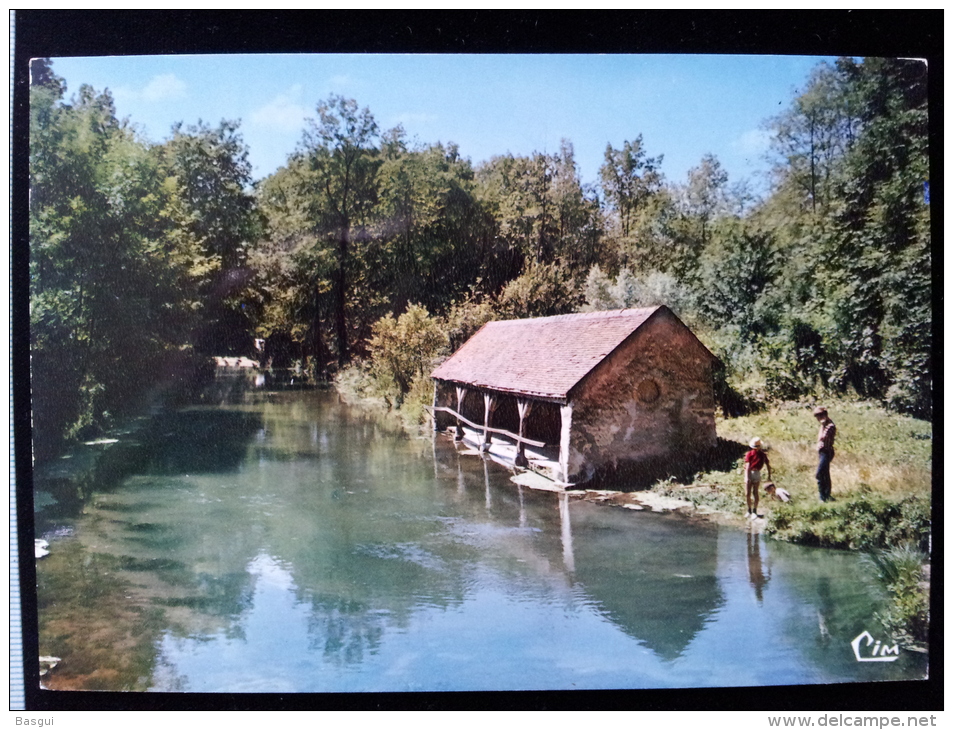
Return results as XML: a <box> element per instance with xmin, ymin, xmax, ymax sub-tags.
<box><xmin>763</xmin><ymin>482</ymin><xmax>790</xmax><ymax>502</ymax></box>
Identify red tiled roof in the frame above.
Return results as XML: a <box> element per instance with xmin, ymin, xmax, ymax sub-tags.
<box><xmin>431</xmin><ymin>307</ymin><xmax>685</xmax><ymax>401</ymax></box>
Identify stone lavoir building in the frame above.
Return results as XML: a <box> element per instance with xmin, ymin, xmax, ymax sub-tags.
<box><xmin>430</xmin><ymin>306</ymin><xmax>718</xmax><ymax>486</ymax></box>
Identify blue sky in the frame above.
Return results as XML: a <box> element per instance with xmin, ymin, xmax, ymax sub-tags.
<box><xmin>49</xmin><ymin>53</ymin><xmax>836</xmax><ymax>195</ymax></box>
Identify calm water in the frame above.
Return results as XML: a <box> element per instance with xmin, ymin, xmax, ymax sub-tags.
<box><xmin>34</xmin><ymin>384</ymin><xmax>928</xmax><ymax>692</ymax></box>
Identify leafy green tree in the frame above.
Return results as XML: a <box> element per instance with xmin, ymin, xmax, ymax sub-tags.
<box><xmin>29</xmin><ymin>67</ymin><xmax>193</xmax><ymax>457</ymax></box>
<box><xmin>373</xmin><ymin>140</ymin><xmax>490</xmax><ymax>314</ymax></box>
<box><xmin>680</xmin><ymin>153</ymin><xmax>729</xmax><ymax>249</ymax></box>
<box><xmin>251</xmin><ymin>158</ymin><xmax>336</xmax><ymax>374</ymax></box>
<box><xmin>476</xmin><ymin>152</ymin><xmax>559</xmax><ymax>266</ymax></box>
<box><xmin>475</xmin><ymin>143</ymin><xmax>602</xmax><ymax>280</ymax></box>
<box><xmin>548</xmin><ymin>140</ymin><xmax>604</xmax><ymax>272</ymax></box>
<box><xmin>164</xmin><ymin>119</ymin><xmax>258</xmax><ymax>272</ymax></box>
<box><xmin>743</xmin><ymin>57</ymin><xmax>930</xmax><ymax>415</ymax></box>
<box><xmin>162</xmin><ymin>119</ymin><xmax>261</xmax><ymax>354</ymax></box>
<box><xmin>819</xmin><ymin>58</ymin><xmax>931</xmax><ymax>414</ymax></box>
<box><xmin>582</xmin><ymin>265</ymin><xmax>690</xmax><ymax>315</ymax></box>
<box><xmin>599</xmin><ymin>136</ymin><xmax>664</xmax><ymax>241</ymax></box>
<box><xmin>765</xmin><ymin>61</ymin><xmax>862</xmax><ymax>216</ymax></box>
<box><xmin>298</xmin><ymin>95</ymin><xmax>381</xmax><ymax>365</ymax></box>
<box><xmin>693</xmin><ymin>219</ymin><xmax>776</xmax><ymax>340</ymax></box>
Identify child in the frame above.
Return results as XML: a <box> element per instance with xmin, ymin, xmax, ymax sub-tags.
<box><xmin>744</xmin><ymin>437</ymin><xmax>772</xmax><ymax>519</ymax></box>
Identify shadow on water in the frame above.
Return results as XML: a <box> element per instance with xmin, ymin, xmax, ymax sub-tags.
<box><xmin>33</xmin><ymin>370</ymin><xmax>273</xmax><ymax>688</ymax></box>
<box><xmin>34</xmin><ymin>379</ymin><xmax>266</xmax><ymax>528</ymax></box>
<box><xmin>588</xmin><ymin>437</ymin><xmax>749</xmax><ymax>490</ymax></box>
<box><xmin>144</xmin><ymin>409</ymin><xmax>263</xmax><ymax>475</ymax></box>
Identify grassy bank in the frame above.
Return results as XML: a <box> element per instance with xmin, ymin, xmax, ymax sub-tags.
<box><xmin>709</xmin><ymin>400</ymin><xmax>931</xmax><ymax>544</ymax></box>
<box><xmin>654</xmin><ymin>398</ymin><xmax>932</xmax><ymax>648</ymax></box>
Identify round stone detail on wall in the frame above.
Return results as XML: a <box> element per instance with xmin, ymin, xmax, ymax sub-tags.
<box><xmin>637</xmin><ymin>378</ymin><xmax>661</xmax><ymax>404</ymax></box>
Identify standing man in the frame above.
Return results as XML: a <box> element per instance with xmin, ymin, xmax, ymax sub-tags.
<box><xmin>813</xmin><ymin>406</ymin><xmax>836</xmax><ymax>502</ymax></box>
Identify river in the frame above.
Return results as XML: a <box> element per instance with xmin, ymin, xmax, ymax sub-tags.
<box><xmin>33</xmin><ymin>380</ymin><xmax>928</xmax><ymax>693</ymax></box>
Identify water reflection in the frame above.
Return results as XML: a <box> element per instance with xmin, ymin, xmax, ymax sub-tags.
<box><xmin>559</xmin><ymin>493</ymin><xmax>575</xmax><ymax>574</ymax></box>
<box><xmin>567</xmin><ymin>503</ymin><xmax>724</xmax><ymax>661</ymax></box>
<box><xmin>747</xmin><ymin>530</ymin><xmax>770</xmax><ymax>604</ymax></box>
<box><xmin>34</xmin><ymin>386</ymin><xmax>928</xmax><ymax>692</ymax></box>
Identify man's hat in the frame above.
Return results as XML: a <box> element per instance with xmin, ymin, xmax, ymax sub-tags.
<box><xmin>813</xmin><ymin>406</ymin><xmax>828</xmax><ymax>417</ymax></box>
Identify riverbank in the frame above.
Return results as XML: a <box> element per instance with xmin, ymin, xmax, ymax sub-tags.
<box><xmin>33</xmin><ymin>385</ymin><xmax>930</xmax><ymax>691</ymax></box>
<box><xmin>314</xmin><ymin>379</ymin><xmax>932</xmax><ymax>649</ymax></box>
<box><xmin>342</xmin><ymin>385</ymin><xmax>932</xmax><ymax>538</ymax></box>
<box><xmin>373</xmin><ymin>388</ymin><xmax>933</xmax><ymax>649</ymax></box>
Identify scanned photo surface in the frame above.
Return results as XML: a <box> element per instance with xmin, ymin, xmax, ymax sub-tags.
<box><xmin>24</xmin><ymin>47</ymin><xmax>932</xmax><ymax>699</ymax></box>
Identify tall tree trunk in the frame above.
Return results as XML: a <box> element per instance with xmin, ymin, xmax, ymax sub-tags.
<box><xmin>307</xmin><ymin>298</ymin><xmax>327</xmax><ymax>379</ymax></box>
<box><xmin>810</xmin><ymin>116</ymin><xmax>817</xmax><ymax>215</ymax></box>
<box><xmin>335</xmin><ymin>226</ymin><xmax>349</xmax><ymax>365</ymax></box>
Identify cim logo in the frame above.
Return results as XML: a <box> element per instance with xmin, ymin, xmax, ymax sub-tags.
<box><xmin>851</xmin><ymin>631</ymin><xmax>900</xmax><ymax>662</ymax></box>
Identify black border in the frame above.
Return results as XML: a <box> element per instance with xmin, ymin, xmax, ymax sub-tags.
<box><xmin>11</xmin><ymin>9</ymin><xmax>943</xmax><ymax>712</ymax></box>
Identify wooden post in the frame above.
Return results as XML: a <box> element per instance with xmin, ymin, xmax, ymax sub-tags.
<box><xmin>559</xmin><ymin>402</ymin><xmax>574</xmax><ymax>484</ymax></box>
<box><xmin>481</xmin><ymin>392</ymin><xmax>498</xmax><ymax>452</ymax></box>
<box><xmin>515</xmin><ymin>398</ymin><xmax>534</xmax><ymax>467</ymax></box>
<box><xmin>431</xmin><ymin>383</ymin><xmax>441</xmax><ymax>432</ymax></box>
<box><xmin>455</xmin><ymin>387</ymin><xmax>467</xmax><ymax>440</ymax></box>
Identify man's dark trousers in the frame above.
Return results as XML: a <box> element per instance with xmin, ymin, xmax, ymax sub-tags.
<box><xmin>817</xmin><ymin>450</ymin><xmax>833</xmax><ymax>501</ymax></box>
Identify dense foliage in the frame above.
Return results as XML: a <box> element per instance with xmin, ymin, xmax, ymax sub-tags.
<box><xmin>29</xmin><ymin>57</ymin><xmax>932</xmax><ymax>459</ymax></box>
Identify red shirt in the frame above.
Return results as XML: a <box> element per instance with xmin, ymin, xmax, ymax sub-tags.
<box><xmin>744</xmin><ymin>449</ymin><xmax>768</xmax><ymax>471</ymax></box>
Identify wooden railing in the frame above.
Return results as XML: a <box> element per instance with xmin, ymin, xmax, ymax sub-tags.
<box><xmin>425</xmin><ymin>406</ymin><xmax>550</xmax><ymax>449</ymax></box>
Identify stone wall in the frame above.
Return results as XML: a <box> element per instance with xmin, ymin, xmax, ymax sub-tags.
<box><xmin>431</xmin><ymin>382</ymin><xmax>457</xmax><ymax>431</ymax></box>
<box><xmin>563</xmin><ymin>309</ymin><xmax>717</xmax><ymax>483</ymax></box>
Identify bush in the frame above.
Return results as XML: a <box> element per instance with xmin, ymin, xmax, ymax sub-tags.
<box><xmin>366</xmin><ymin>304</ymin><xmax>448</xmax><ymax>405</ymax></box>
<box><xmin>497</xmin><ymin>262</ymin><xmax>578</xmax><ymax>319</ymax></box>
<box><xmin>766</xmin><ymin>493</ymin><xmax>931</xmax><ymax>552</ymax></box>
<box><xmin>864</xmin><ymin>544</ymin><xmax>930</xmax><ymax>646</ymax></box>
<box><xmin>443</xmin><ymin>292</ymin><xmax>499</xmax><ymax>351</ymax></box>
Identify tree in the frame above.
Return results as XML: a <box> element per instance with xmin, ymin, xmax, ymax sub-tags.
<box><xmin>765</xmin><ymin>61</ymin><xmax>862</xmax><ymax>217</ymax></box>
<box><xmin>582</xmin><ymin>265</ymin><xmax>689</xmax><ymax>315</ymax></box>
<box><xmin>251</xmin><ymin>158</ymin><xmax>336</xmax><ymax>375</ymax></box>
<box><xmin>477</xmin><ymin>152</ymin><xmax>559</xmax><ymax>266</ymax></box>
<box><xmin>476</xmin><ymin>143</ymin><xmax>602</xmax><ymax>279</ymax></box>
<box><xmin>373</xmin><ymin>140</ymin><xmax>488</xmax><ymax>314</ymax></box>
<box><xmin>30</xmin><ymin>68</ymin><xmax>194</xmax><ymax>457</ymax></box>
<box><xmin>299</xmin><ymin>95</ymin><xmax>381</xmax><ymax>365</ymax></box>
<box><xmin>693</xmin><ymin>219</ymin><xmax>776</xmax><ymax>341</ymax></box>
<box><xmin>496</xmin><ymin>262</ymin><xmax>578</xmax><ymax>319</ymax></box>
<box><xmin>680</xmin><ymin>153</ymin><xmax>729</xmax><ymax>248</ymax></box>
<box><xmin>819</xmin><ymin>58</ymin><xmax>931</xmax><ymax>414</ymax></box>
<box><xmin>164</xmin><ymin>119</ymin><xmax>257</xmax><ymax>271</ymax></box>
<box><xmin>599</xmin><ymin>136</ymin><xmax>664</xmax><ymax>240</ymax></box>
<box><xmin>162</xmin><ymin>119</ymin><xmax>261</xmax><ymax>354</ymax></box>
<box><xmin>550</xmin><ymin>140</ymin><xmax>603</xmax><ymax>272</ymax></box>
